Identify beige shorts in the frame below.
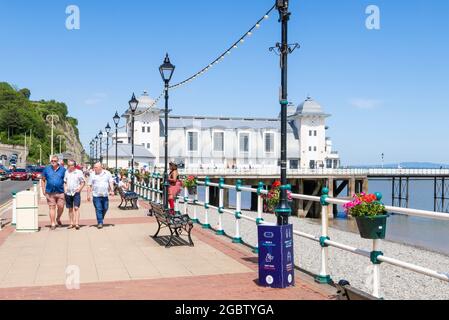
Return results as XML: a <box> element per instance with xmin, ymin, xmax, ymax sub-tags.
<box><xmin>46</xmin><ymin>193</ymin><xmax>65</xmax><ymax>207</ymax></box>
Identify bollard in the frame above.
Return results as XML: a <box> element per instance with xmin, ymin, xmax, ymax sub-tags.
<box><xmin>315</xmin><ymin>187</ymin><xmax>332</xmax><ymax>284</ymax></box>
<box><xmin>12</xmin><ymin>192</ymin><xmax>17</xmax><ymax>227</ymax></box>
<box><xmin>216</xmin><ymin>178</ymin><xmax>225</xmax><ymax>235</ymax></box>
<box><xmin>202</xmin><ymin>177</ymin><xmax>211</xmax><ymax>229</ymax></box>
<box><xmin>232</xmin><ymin>180</ymin><xmax>243</xmax><ymax>243</ymax></box>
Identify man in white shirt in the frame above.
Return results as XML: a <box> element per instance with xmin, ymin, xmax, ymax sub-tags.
<box><xmin>64</xmin><ymin>160</ymin><xmax>85</xmax><ymax>230</ymax></box>
<box><xmin>87</xmin><ymin>162</ymin><xmax>114</xmax><ymax>229</ymax></box>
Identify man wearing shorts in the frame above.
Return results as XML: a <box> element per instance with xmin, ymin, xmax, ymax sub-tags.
<box><xmin>64</xmin><ymin>160</ymin><xmax>85</xmax><ymax>230</ymax></box>
<box><xmin>41</xmin><ymin>155</ymin><xmax>66</xmax><ymax>230</ymax></box>
<box><xmin>87</xmin><ymin>162</ymin><xmax>114</xmax><ymax>229</ymax></box>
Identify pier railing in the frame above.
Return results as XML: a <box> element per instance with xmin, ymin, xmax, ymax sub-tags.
<box><xmin>175</xmin><ymin>167</ymin><xmax>449</xmax><ymax>177</ymax></box>
<box><xmin>134</xmin><ymin>175</ymin><xmax>449</xmax><ymax>298</ymax></box>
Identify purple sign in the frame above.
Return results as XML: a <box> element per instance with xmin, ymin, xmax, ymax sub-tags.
<box><xmin>257</xmin><ymin>224</ymin><xmax>295</xmax><ymax>288</ymax></box>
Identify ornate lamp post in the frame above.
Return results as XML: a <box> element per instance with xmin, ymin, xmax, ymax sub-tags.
<box><xmin>95</xmin><ymin>135</ymin><xmax>99</xmax><ymax>164</ymax></box>
<box><xmin>105</xmin><ymin>123</ymin><xmax>111</xmax><ymax>168</ymax></box>
<box><xmin>98</xmin><ymin>130</ymin><xmax>104</xmax><ymax>165</ymax></box>
<box><xmin>381</xmin><ymin>153</ymin><xmax>384</xmax><ymax>169</ymax></box>
<box><xmin>113</xmin><ymin>112</ymin><xmax>121</xmax><ymax>180</ymax></box>
<box><xmin>274</xmin><ymin>0</ymin><xmax>294</xmax><ymax>226</ymax></box>
<box><xmin>159</xmin><ymin>54</ymin><xmax>176</xmax><ymax>210</ymax></box>
<box><xmin>90</xmin><ymin>140</ymin><xmax>94</xmax><ymax>167</ymax></box>
<box><xmin>128</xmin><ymin>93</ymin><xmax>139</xmax><ymax>192</ymax></box>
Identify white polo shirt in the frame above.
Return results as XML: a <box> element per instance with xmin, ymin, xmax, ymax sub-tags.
<box><xmin>64</xmin><ymin>169</ymin><xmax>85</xmax><ymax>196</ymax></box>
<box><xmin>88</xmin><ymin>170</ymin><xmax>113</xmax><ymax>197</ymax></box>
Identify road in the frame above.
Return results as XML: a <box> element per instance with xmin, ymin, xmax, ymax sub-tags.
<box><xmin>0</xmin><ymin>180</ymin><xmax>34</xmax><ymax>206</ymax></box>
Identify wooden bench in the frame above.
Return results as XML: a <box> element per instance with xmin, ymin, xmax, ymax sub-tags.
<box><xmin>335</xmin><ymin>280</ymin><xmax>382</xmax><ymax>300</ymax></box>
<box><xmin>118</xmin><ymin>187</ymin><xmax>139</xmax><ymax>210</ymax></box>
<box><xmin>150</xmin><ymin>202</ymin><xmax>194</xmax><ymax>248</ymax></box>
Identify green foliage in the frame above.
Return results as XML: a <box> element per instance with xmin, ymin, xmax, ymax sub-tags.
<box><xmin>0</xmin><ymin>82</ymin><xmax>82</xmax><ymax>165</ymax></box>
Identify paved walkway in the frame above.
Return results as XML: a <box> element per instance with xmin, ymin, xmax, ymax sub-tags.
<box><xmin>0</xmin><ymin>193</ymin><xmax>335</xmax><ymax>300</ymax></box>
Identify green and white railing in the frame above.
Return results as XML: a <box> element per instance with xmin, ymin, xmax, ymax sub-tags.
<box><xmin>134</xmin><ymin>176</ymin><xmax>449</xmax><ymax>299</ymax></box>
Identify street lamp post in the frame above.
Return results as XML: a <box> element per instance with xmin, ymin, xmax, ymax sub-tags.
<box><xmin>159</xmin><ymin>54</ymin><xmax>175</xmax><ymax>210</ymax></box>
<box><xmin>275</xmin><ymin>0</ymin><xmax>292</xmax><ymax>226</ymax></box>
<box><xmin>105</xmin><ymin>123</ymin><xmax>111</xmax><ymax>169</ymax></box>
<box><xmin>95</xmin><ymin>135</ymin><xmax>99</xmax><ymax>164</ymax></box>
<box><xmin>382</xmin><ymin>153</ymin><xmax>384</xmax><ymax>169</ymax></box>
<box><xmin>90</xmin><ymin>141</ymin><xmax>94</xmax><ymax>167</ymax></box>
<box><xmin>37</xmin><ymin>144</ymin><xmax>42</xmax><ymax>166</ymax></box>
<box><xmin>98</xmin><ymin>131</ymin><xmax>104</xmax><ymax>165</ymax></box>
<box><xmin>57</xmin><ymin>135</ymin><xmax>64</xmax><ymax>154</ymax></box>
<box><xmin>46</xmin><ymin>114</ymin><xmax>59</xmax><ymax>158</ymax></box>
<box><xmin>113</xmin><ymin>112</ymin><xmax>121</xmax><ymax>180</ymax></box>
<box><xmin>128</xmin><ymin>93</ymin><xmax>139</xmax><ymax>192</ymax></box>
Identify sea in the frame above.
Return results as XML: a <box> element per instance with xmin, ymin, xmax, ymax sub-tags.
<box><xmin>197</xmin><ymin>179</ymin><xmax>449</xmax><ymax>256</ymax></box>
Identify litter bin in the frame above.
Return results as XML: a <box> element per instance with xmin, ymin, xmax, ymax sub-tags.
<box><xmin>15</xmin><ymin>190</ymin><xmax>39</xmax><ymax>232</ymax></box>
<box><xmin>257</xmin><ymin>223</ymin><xmax>295</xmax><ymax>288</ymax></box>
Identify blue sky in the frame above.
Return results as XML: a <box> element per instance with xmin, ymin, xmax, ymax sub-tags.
<box><xmin>0</xmin><ymin>0</ymin><xmax>448</xmax><ymax>165</ymax></box>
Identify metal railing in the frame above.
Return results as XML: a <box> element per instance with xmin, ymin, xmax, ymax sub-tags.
<box><xmin>134</xmin><ymin>175</ymin><xmax>449</xmax><ymax>299</ymax></box>
<box><xmin>173</xmin><ymin>168</ymin><xmax>449</xmax><ymax>176</ymax></box>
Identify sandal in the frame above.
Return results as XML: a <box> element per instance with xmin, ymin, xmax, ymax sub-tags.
<box><xmin>50</xmin><ymin>225</ymin><xmax>56</xmax><ymax>231</ymax></box>
<box><xmin>56</xmin><ymin>219</ymin><xmax>63</xmax><ymax>226</ymax></box>
<box><xmin>75</xmin><ymin>225</ymin><xmax>80</xmax><ymax>230</ymax></box>
<box><xmin>68</xmin><ymin>225</ymin><xmax>74</xmax><ymax>229</ymax></box>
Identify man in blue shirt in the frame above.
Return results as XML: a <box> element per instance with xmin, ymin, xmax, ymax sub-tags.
<box><xmin>41</xmin><ymin>155</ymin><xmax>66</xmax><ymax>230</ymax></box>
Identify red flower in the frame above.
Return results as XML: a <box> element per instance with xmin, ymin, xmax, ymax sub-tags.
<box><xmin>272</xmin><ymin>181</ymin><xmax>281</xmax><ymax>188</ymax></box>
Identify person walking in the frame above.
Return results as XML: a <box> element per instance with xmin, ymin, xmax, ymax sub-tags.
<box><xmin>41</xmin><ymin>155</ymin><xmax>66</xmax><ymax>230</ymax></box>
<box><xmin>87</xmin><ymin>162</ymin><xmax>114</xmax><ymax>229</ymax></box>
<box><xmin>64</xmin><ymin>160</ymin><xmax>85</xmax><ymax>230</ymax></box>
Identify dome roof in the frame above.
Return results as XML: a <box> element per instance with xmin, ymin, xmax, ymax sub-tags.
<box><xmin>137</xmin><ymin>91</ymin><xmax>156</xmax><ymax>109</ymax></box>
<box><xmin>296</xmin><ymin>97</ymin><xmax>324</xmax><ymax>114</ymax></box>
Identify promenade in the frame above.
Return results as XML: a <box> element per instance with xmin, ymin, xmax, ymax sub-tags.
<box><xmin>0</xmin><ymin>194</ymin><xmax>334</xmax><ymax>300</ymax></box>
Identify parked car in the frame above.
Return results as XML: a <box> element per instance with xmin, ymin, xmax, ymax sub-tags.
<box><xmin>10</xmin><ymin>168</ymin><xmax>30</xmax><ymax>181</ymax></box>
<box><xmin>0</xmin><ymin>165</ymin><xmax>11</xmax><ymax>180</ymax></box>
<box><xmin>31</xmin><ymin>167</ymin><xmax>44</xmax><ymax>181</ymax></box>
<box><xmin>0</xmin><ymin>169</ymin><xmax>7</xmax><ymax>181</ymax></box>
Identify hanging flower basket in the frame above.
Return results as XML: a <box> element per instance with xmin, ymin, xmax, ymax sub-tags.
<box><xmin>262</xmin><ymin>181</ymin><xmax>293</xmax><ymax>214</ymax></box>
<box><xmin>343</xmin><ymin>193</ymin><xmax>389</xmax><ymax>240</ymax></box>
<box><xmin>183</xmin><ymin>176</ymin><xmax>198</xmax><ymax>194</ymax></box>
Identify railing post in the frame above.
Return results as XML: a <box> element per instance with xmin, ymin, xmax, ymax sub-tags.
<box><xmin>183</xmin><ymin>186</ymin><xmax>189</xmax><ymax>216</ymax></box>
<box><xmin>203</xmin><ymin>177</ymin><xmax>211</xmax><ymax>229</ymax></box>
<box><xmin>12</xmin><ymin>192</ymin><xmax>17</xmax><ymax>227</ymax></box>
<box><xmin>151</xmin><ymin>174</ymin><xmax>156</xmax><ymax>202</ymax></box>
<box><xmin>175</xmin><ymin>194</ymin><xmax>181</xmax><ymax>215</ymax></box>
<box><xmin>192</xmin><ymin>189</ymin><xmax>199</xmax><ymax>223</ymax></box>
<box><xmin>315</xmin><ymin>187</ymin><xmax>332</xmax><ymax>284</ymax></box>
<box><xmin>156</xmin><ymin>174</ymin><xmax>161</xmax><ymax>204</ymax></box>
<box><xmin>253</xmin><ymin>182</ymin><xmax>265</xmax><ymax>253</ymax></box>
<box><xmin>371</xmin><ymin>192</ymin><xmax>384</xmax><ymax>298</ymax></box>
<box><xmin>232</xmin><ymin>180</ymin><xmax>243</xmax><ymax>243</ymax></box>
<box><xmin>216</xmin><ymin>178</ymin><xmax>225</xmax><ymax>235</ymax></box>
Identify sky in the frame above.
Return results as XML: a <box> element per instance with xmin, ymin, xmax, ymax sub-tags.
<box><xmin>0</xmin><ymin>0</ymin><xmax>448</xmax><ymax>166</ymax></box>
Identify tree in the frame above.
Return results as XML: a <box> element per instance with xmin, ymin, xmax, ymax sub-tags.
<box><xmin>19</xmin><ymin>88</ymin><xmax>31</xmax><ymax>99</ymax></box>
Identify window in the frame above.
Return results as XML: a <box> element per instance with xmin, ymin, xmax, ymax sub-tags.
<box><xmin>264</xmin><ymin>133</ymin><xmax>274</xmax><ymax>153</ymax></box>
<box><xmin>239</xmin><ymin>133</ymin><xmax>250</xmax><ymax>153</ymax></box>
<box><xmin>146</xmin><ymin>143</ymin><xmax>150</xmax><ymax>149</ymax></box>
<box><xmin>314</xmin><ymin>146</ymin><xmax>317</xmax><ymax>152</ymax></box>
<box><xmin>142</xmin><ymin>127</ymin><xmax>145</xmax><ymax>133</ymax></box>
<box><xmin>309</xmin><ymin>130</ymin><xmax>312</xmax><ymax>136</ymax></box>
<box><xmin>213</xmin><ymin>132</ymin><xmax>224</xmax><ymax>152</ymax></box>
<box><xmin>314</xmin><ymin>130</ymin><xmax>317</xmax><ymax>136</ymax></box>
<box><xmin>188</xmin><ymin>132</ymin><xmax>198</xmax><ymax>152</ymax></box>
<box><xmin>147</xmin><ymin>127</ymin><xmax>151</xmax><ymax>133</ymax></box>
<box><xmin>290</xmin><ymin>160</ymin><xmax>299</xmax><ymax>169</ymax></box>
<box><xmin>309</xmin><ymin>146</ymin><xmax>312</xmax><ymax>152</ymax></box>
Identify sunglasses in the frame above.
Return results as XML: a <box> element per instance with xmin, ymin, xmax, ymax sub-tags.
<box><xmin>51</xmin><ymin>160</ymin><xmax>58</xmax><ymax>163</ymax></box>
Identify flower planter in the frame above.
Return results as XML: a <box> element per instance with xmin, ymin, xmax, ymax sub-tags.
<box><xmin>188</xmin><ymin>186</ymin><xmax>197</xmax><ymax>195</ymax></box>
<box><xmin>355</xmin><ymin>215</ymin><xmax>389</xmax><ymax>239</ymax></box>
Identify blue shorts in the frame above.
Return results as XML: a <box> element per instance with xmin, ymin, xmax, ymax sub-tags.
<box><xmin>65</xmin><ymin>193</ymin><xmax>81</xmax><ymax>209</ymax></box>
